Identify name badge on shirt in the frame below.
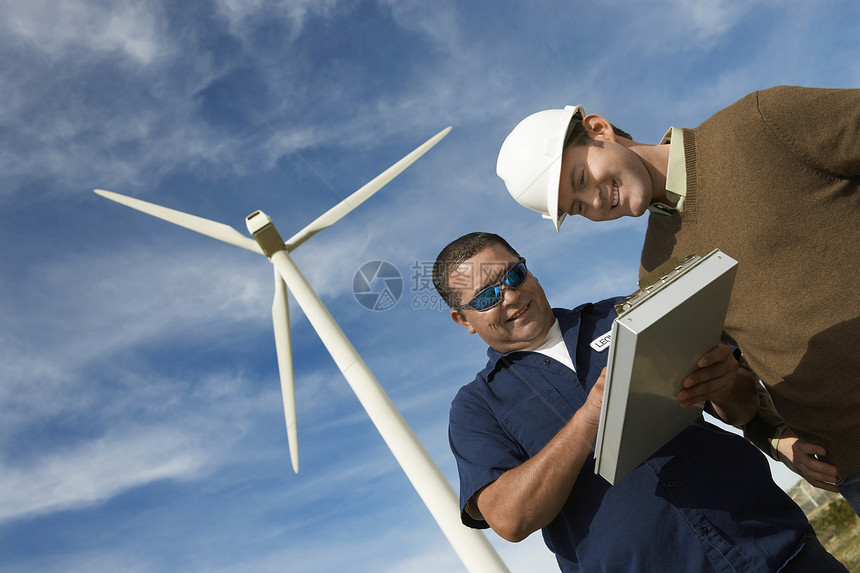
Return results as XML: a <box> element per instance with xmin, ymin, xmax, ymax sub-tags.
<box><xmin>590</xmin><ymin>331</ymin><xmax>611</xmax><ymax>352</ymax></box>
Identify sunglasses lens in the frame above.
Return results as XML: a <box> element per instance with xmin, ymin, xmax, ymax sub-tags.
<box><xmin>471</xmin><ymin>286</ymin><xmax>501</xmax><ymax>311</ymax></box>
<box><xmin>506</xmin><ymin>263</ymin><xmax>527</xmax><ymax>288</ymax></box>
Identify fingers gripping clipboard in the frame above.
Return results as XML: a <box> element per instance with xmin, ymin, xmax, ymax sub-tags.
<box><xmin>594</xmin><ymin>249</ymin><xmax>738</xmax><ymax>485</ymax></box>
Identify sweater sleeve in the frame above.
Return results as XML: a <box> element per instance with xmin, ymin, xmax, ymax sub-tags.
<box><xmin>756</xmin><ymin>86</ymin><xmax>860</xmax><ymax>178</ymax></box>
<box><xmin>744</xmin><ymin>383</ymin><xmax>788</xmax><ymax>461</ymax></box>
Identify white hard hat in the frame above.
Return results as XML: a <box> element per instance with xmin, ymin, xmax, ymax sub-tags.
<box><xmin>496</xmin><ymin>105</ymin><xmax>584</xmax><ymax>231</ymax></box>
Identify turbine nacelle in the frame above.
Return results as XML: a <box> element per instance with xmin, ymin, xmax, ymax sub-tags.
<box><xmin>246</xmin><ymin>210</ymin><xmax>287</xmax><ymax>256</ymax></box>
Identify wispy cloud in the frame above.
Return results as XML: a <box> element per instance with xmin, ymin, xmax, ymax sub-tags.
<box><xmin>0</xmin><ymin>426</ymin><xmax>210</xmax><ymax>523</ymax></box>
<box><xmin>1</xmin><ymin>0</ymin><xmax>169</xmax><ymax>64</ymax></box>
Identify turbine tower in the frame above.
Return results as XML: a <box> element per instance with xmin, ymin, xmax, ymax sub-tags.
<box><xmin>94</xmin><ymin>127</ymin><xmax>509</xmax><ymax>573</ymax></box>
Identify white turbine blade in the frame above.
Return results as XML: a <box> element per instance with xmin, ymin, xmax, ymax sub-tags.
<box><xmin>94</xmin><ymin>189</ymin><xmax>264</xmax><ymax>255</ymax></box>
<box><xmin>271</xmin><ymin>268</ymin><xmax>299</xmax><ymax>473</ymax></box>
<box><xmin>284</xmin><ymin>126</ymin><xmax>452</xmax><ymax>250</ymax></box>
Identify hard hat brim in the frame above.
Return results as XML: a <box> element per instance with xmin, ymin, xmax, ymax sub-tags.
<box><xmin>548</xmin><ymin>105</ymin><xmax>585</xmax><ymax>232</ymax></box>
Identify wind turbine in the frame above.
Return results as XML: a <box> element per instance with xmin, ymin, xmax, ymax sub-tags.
<box><xmin>94</xmin><ymin>127</ymin><xmax>510</xmax><ymax>573</ymax></box>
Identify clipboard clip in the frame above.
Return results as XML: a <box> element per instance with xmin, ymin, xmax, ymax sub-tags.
<box><xmin>614</xmin><ymin>255</ymin><xmax>700</xmax><ymax>314</ymax></box>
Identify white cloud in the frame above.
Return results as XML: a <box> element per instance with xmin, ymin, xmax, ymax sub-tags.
<box><xmin>0</xmin><ymin>426</ymin><xmax>210</xmax><ymax>523</ymax></box>
<box><xmin>668</xmin><ymin>0</ymin><xmax>747</xmax><ymax>42</ymax></box>
<box><xmin>0</xmin><ymin>0</ymin><xmax>168</xmax><ymax>64</ymax></box>
<box><xmin>8</xmin><ymin>244</ymin><xmax>271</xmax><ymax>367</ymax></box>
<box><xmin>292</xmin><ymin>228</ymin><xmax>376</xmax><ymax>298</ymax></box>
<box><xmin>0</xmin><ymin>359</ymin><xmax>279</xmax><ymax>524</ymax></box>
<box><xmin>2</xmin><ymin>551</ymin><xmax>153</xmax><ymax>573</ymax></box>
<box><xmin>382</xmin><ymin>0</ymin><xmax>462</xmax><ymax>61</ymax></box>
<box><xmin>215</xmin><ymin>0</ymin><xmax>344</xmax><ymax>42</ymax></box>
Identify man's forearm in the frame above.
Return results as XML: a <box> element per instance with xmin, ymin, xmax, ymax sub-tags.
<box><xmin>475</xmin><ymin>406</ymin><xmax>598</xmax><ymax>542</ymax></box>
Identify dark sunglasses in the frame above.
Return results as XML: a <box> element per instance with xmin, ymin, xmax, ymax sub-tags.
<box><xmin>454</xmin><ymin>259</ymin><xmax>529</xmax><ymax>312</ymax></box>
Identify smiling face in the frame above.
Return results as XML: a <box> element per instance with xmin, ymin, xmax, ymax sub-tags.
<box><xmin>448</xmin><ymin>243</ymin><xmax>555</xmax><ymax>354</ymax></box>
<box><xmin>557</xmin><ymin>115</ymin><xmax>654</xmax><ymax>222</ymax></box>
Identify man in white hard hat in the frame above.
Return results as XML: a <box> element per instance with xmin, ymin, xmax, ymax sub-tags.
<box><xmin>496</xmin><ymin>86</ymin><xmax>860</xmax><ymax>515</ymax></box>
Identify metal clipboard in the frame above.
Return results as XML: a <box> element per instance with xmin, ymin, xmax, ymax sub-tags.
<box><xmin>594</xmin><ymin>249</ymin><xmax>738</xmax><ymax>484</ymax></box>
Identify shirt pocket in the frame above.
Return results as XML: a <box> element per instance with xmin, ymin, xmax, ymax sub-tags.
<box><xmin>501</xmin><ymin>388</ymin><xmax>577</xmax><ymax>457</ymax></box>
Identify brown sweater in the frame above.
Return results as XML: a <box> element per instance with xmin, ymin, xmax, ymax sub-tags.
<box><xmin>641</xmin><ymin>86</ymin><xmax>860</xmax><ymax>477</ymax></box>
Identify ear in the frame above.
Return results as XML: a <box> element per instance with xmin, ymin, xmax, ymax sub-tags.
<box><xmin>450</xmin><ymin>309</ymin><xmax>477</xmax><ymax>334</ymax></box>
<box><xmin>581</xmin><ymin>114</ymin><xmax>617</xmax><ymax>143</ymax></box>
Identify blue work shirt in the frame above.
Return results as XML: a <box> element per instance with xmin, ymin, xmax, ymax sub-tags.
<box><xmin>449</xmin><ymin>299</ymin><xmax>808</xmax><ymax>572</ymax></box>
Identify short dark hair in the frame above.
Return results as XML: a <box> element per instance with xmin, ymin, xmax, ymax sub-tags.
<box><xmin>564</xmin><ymin>120</ymin><xmax>632</xmax><ymax>150</ymax></box>
<box><xmin>433</xmin><ymin>232</ymin><xmax>521</xmax><ymax>308</ymax></box>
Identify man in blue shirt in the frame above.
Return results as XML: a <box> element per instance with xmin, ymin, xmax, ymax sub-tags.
<box><xmin>432</xmin><ymin>232</ymin><xmax>846</xmax><ymax>572</ymax></box>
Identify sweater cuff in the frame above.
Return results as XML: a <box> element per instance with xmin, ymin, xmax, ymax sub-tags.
<box><xmin>745</xmin><ymin>416</ymin><xmax>788</xmax><ymax>460</ymax></box>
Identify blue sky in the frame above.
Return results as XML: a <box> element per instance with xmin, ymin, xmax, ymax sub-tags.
<box><xmin>1</xmin><ymin>1</ymin><xmax>857</xmax><ymax>571</ymax></box>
